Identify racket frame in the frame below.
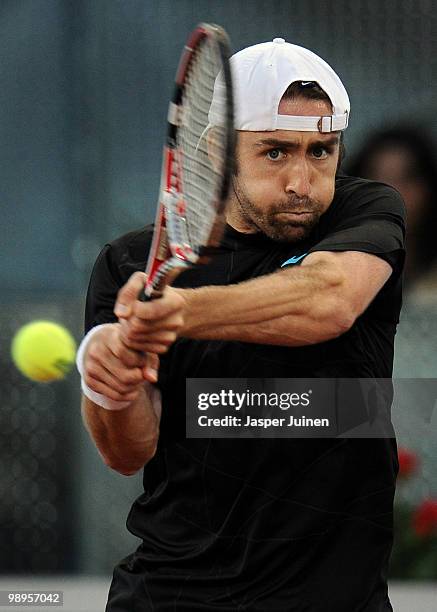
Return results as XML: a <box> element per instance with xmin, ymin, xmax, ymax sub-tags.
<box><xmin>141</xmin><ymin>23</ymin><xmax>235</xmax><ymax>300</ymax></box>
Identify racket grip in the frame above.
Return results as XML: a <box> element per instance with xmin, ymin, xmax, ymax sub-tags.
<box><xmin>138</xmin><ymin>287</ymin><xmax>163</xmax><ymax>302</ymax></box>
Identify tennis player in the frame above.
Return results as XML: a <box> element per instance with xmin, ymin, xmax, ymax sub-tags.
<box><xmin>78</xmin><ymin>38</ymin><xmax>405</xmax><ymax>611</ymax></box>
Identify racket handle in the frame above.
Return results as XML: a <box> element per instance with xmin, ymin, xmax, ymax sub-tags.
<box><xmin>138</xmin><ymin>287</ymin><xmax>163</xmax><ymax>302</ymax></box>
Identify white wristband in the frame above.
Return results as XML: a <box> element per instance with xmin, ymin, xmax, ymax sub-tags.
<box><xmin>76</xmin><ymin>323</ymin><xmax>130</xmax><ymax>411</ymax></box>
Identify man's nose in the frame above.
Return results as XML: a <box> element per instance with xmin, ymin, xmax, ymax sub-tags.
<box><xmin>284</xmin><ymin>158</ymin><xmax>311</xmax><ymax>198</ymax></box>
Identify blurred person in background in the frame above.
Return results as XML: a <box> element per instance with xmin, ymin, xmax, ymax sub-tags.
<box><xmin>346</xmin><ymin>126</ymin><xmax>437</xmax><ymax>292</ymax></box>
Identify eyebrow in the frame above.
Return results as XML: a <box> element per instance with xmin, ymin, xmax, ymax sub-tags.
<box><xmin>254</xmin><ymin>135</ymin><xmax>340</xmax><ymax>149</ymax></box>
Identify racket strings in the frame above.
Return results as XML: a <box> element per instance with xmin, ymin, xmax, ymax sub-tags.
<box><xmin>178</xmin><ymin>36</ymin><xmax>228</xmax><ymax>254</ymax></box>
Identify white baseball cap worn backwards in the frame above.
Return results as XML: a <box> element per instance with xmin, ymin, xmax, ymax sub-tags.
<box><xmin>209</xmin><ymin>37</ymin><xmax>350</xmax><ymax>133</ymax></box>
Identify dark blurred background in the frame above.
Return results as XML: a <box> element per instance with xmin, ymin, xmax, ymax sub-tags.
<box><xmin>1</xmin><ymin>0</ymin><xmax>436</xmax><ymax>594</ymax></box>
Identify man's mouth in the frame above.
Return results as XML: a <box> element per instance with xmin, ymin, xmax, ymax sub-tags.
<box><xmin>275</xmin><ymin>211</ymin><xmax>313</xmax><ymax>218</ymax></box>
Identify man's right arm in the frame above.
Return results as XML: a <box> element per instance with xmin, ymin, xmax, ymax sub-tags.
<box><xmin>82</xmin><ymin>390</ymin><xmax>159</xmax><ymax>476</ymax></box>
<box><xmin>80</xmin><ymin>322</ymin><xmax>161</xmax><ymax>475</ymax></box>
<box><xmin>80</xmin><ymin>278</ymin><xmax>185</xmax><ymax>475</ymax></box>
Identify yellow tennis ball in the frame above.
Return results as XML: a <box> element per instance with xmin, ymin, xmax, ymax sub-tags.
<box><xmin>11</xmin><ymin>321</ymin><xmax>77</xmax><ymax>382</ymax></box>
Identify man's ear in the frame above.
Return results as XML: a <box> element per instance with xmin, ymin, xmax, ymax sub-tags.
<box><xmin>206</xmin><ymin>126</ymin><xmax>224</xmax><ymax>173</ymax></box>
<box><xmin>207</xmin><ymin>127</ymin><xmax>239</xmax><ymax>176</ymax></box>
<box><xmin>336</xmin><ymin>132</ymin><xmax>346</xmax><ymax>172</ymax></box>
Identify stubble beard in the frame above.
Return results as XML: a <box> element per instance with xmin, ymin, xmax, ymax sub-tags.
<box><xmin>232</xmin><ymin>178</ymin><xmax>325</xmax><ymax>243</ymax></box>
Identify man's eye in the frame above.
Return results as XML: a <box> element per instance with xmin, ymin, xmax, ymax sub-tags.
<box><xmin>312</xmin><ymin>146</ymin><xmax>329</xmax><ymax>159</ymax></box>
<box><xmin>266</xmin><ymin>148</ymin><xmax>284</xmax><ymax>161</ymax></box>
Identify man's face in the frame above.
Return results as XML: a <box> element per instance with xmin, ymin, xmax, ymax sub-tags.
<box><xmin>227</xmin><ymin>97</ymin><xmax>340</xmax><ymax>243</ymax></box>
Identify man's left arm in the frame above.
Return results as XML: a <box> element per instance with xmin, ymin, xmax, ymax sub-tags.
<box><xmin>177</xmin><ymin>251</ymin><xmax>391</xmax><ymax>346</ymax></box>
<box><xmin>117</xmin><ymin>251</ymin><xmax>391</xmax><ymax>348</ymax></box>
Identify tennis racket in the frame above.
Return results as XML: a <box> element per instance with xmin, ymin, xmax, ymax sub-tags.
<box><xmin>140</xmin><ymin>23</ymin><xmax>235</xmax><ymax>301</ymax></box>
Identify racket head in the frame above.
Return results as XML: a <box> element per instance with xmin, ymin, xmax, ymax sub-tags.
<box><xmin>142</xmin><ymin>23</ymin><xmax>235</xmax><ymax>299</ymax></box>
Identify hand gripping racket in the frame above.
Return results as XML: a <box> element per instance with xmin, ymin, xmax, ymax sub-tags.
<box><xmin>140</xmin><ymin>23</ymin><xmax>235</xmax><ymax>301</ymax></box>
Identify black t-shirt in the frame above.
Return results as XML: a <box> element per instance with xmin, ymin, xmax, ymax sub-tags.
<box><xmin>86</xmin><ymin>176</ymin><xmax>405</xmax><ymax>611</ymax></box>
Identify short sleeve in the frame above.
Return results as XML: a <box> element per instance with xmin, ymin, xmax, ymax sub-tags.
<box><xmin>308</xmin><ymin>180</ymin><xmax>406</xmax><ymax>272</ymax></box>
<box><xmin>84</xmin><ymin>245</ymin><xmax>123</xmax><ymax>333</ymax></box>
<box><xmin>83</xmin><ymin>226</ymin><xmax>153</xmax><ymax>334</ymax></box>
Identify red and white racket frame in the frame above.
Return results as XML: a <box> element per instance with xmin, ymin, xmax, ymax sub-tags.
<box><xmin>141</xmin><ymin>23</ymin><xmax>234</xmax><ymax>300</ymax></box>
